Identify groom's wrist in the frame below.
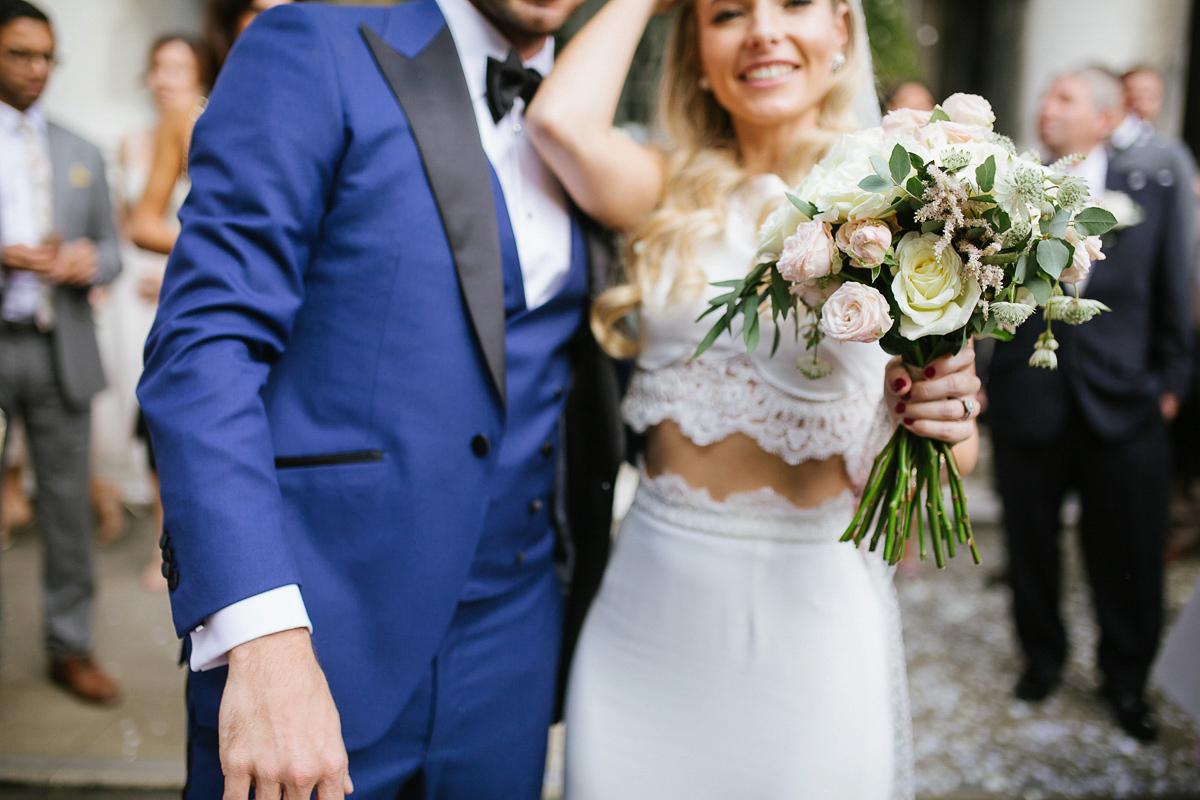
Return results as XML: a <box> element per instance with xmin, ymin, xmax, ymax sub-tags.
<box><xmin>188</xmin><ymin>584</ymin><xmax>313</xmax><ymax>672</ymax></box>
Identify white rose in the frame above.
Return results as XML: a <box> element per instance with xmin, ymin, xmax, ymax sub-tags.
<box><xmin>882</xmin><ymin>107</ymin><xmax>932</xmax><ymax>139</ymax></box>
<box><xmin>891</xmin><ymin>232</ymin><xmax>982</xmax><ymax>339</ymax></box>
<box><xmin>758</xmin><ymin>200</ymin><xmax>810</xmax><ymax>259</ymax></box>
<box><xmin>799</xmin><ymin>130</ymin><xmax>904</xmax><ymax>224</ymax></box>
<box><xmin>835</xmin><ymin>219</ymin><xmax>893</xmax><ymax>268</ymax></box>
<box><xmin>819</xmin><ymin>282</ymin><xmax>895</xmax><ymax>342</ymax></box>
<box><xmin>778</xmin><ymin>220</ymin><xmax>839</xmax><ymax>285</ymax></box>
<box><xmin>1060</xmin><ymin>226</ymin><xmax>1106</xmax><ymax>284</ymax></box>
<box><xmin>942</xmin><ymin>93</ymin><xmax>996</xmax><ymax>128</ymax></box>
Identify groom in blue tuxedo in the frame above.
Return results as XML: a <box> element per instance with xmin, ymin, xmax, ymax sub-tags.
<box><xmin>136</xmin><ymin>0</ymin><xmax>622</xmax><ymax>797</ymax></box>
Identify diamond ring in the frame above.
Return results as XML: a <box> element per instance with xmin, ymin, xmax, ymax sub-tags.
<box><xmin>960</xmin><ymin>397</ymin><xmax>975</xmax><ymax>421</ymax></box>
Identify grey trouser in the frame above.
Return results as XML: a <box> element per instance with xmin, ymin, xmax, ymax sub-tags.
<box><xmin>0</xmin><ymin>326</ymin><xmax>93</xmax><ymax>658</ymax></box>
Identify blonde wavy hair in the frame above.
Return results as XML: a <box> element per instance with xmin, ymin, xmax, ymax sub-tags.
<box><xmin>592</xmin><ymin>0</ymin><xmax>871</xmax><ymax>358</ymax></box>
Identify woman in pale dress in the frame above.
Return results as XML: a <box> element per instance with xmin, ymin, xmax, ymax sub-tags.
<box><xmin>128</xmin><ymin>0</ymin><xmax>291</xmax><ymax>589</ymax></box>
<box><xmin>527</xmin><ymin>0</ymin><xmax>981</xmax><ymax>796</ymax></box>
<box><xmin>83</xmin><ymin>34</ymin><xmax>204</xmax><ymax>558</ymax></box>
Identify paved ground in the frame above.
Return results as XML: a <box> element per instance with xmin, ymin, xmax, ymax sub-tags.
<box><xmin>1</xmin><ymin>452</ymin><xmax>1198</xmax><ymax>799</ymax></box>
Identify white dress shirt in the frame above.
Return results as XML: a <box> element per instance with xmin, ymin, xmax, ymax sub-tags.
<box><xmin>0</xmin><ymin>100</ymin><xmax>53</xmax><ymax>323</ymax></box>
<box><xmin>188</xmin><ymin>0</ymin><xmax>574</xmax><ymax>671</ymax></box>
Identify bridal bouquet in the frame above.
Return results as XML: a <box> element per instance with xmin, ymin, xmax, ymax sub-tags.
<box><xmin>696</xmin><ymin>94</ymin><xmax>1116</xmax><ymax>567</ymax></box>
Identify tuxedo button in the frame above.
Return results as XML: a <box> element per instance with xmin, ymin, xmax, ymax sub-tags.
<box><xmin>601</xmin><ymin>481</ymin><xmax>613</xmax><ymax>491</ymax></box>
<box><xmin>167</xmin><ymin>571</ymin><xmax>180</xmax><ymax>591</ymax></box>
<box><xmin>163</xmin><ymin>546</ymin><xmax>175</xmax><ymax>564</ymax></box>
<box><xmin>540</xmin><ymin>441</ymin><xmax>553</xmax><ymax>458</ymax></box>
<box><xmin>471</xmin><ymin>434</ymin><xmax>490</xmax><ymax>457</ymax></box>
<box><xmin>529</xmin><ymin>499</ymin><xmax>544</xmax><ymax>514</ymax></box>
<box><xmin>158</xmin><ymin>530</ymin><xmax>169</xmax><ymax>550</ymax></box>
<box><xmin>553</xmin><ymin>387</ymin><xmax>564</xmax><ymax>399</ymax></box>
<box><xmin>161</xmin><ymin>561</ymin><xmax>172</xmax><ymax>580</ymax></box>
<box><xmin>514</xmin><ymin>552</ymin><xmax>527</xmax><ymax>565</ymax></box>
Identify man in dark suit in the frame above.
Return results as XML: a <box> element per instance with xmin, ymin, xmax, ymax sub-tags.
<box><xmin>0</xmin><ymin>0</ymin><xmax>121</xmax><ymax>704</ymax></box>
<box><xmin>136</xmin><ymin>0</ymin><xmax>622</xmax><ymax>797</ymax></box>
<box><xmin>987</xmin><ymin>66</ymin><xmax>1195</xmax><ymax>742</ymax></box>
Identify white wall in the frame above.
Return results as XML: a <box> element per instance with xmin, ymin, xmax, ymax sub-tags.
<box><xmin>36</xmin><ymin>0</ymin><xmax>201</xmax><ymax>156</ymax></box>
<box><xmin>1018</xmin><ymin>0</ymin><xmax>1192</xmax><ymax>148</ymax></box>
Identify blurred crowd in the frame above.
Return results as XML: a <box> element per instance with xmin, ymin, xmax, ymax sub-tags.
<box><xmin>0</xmin><ymin>0</ymin><xmax>1196</xmax><ymax>772</ymax></box>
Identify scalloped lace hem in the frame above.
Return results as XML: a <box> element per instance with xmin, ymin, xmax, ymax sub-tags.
<box><xmin>622</xmin><ymin>357</ymin><xmax>895</xmax><ymax>489</ymax></box>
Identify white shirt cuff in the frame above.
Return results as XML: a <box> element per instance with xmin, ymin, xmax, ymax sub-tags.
<box><xmin>188</xmin><ymin>584</ymin><xmax>313</xmax><ymax>672</ymax></box>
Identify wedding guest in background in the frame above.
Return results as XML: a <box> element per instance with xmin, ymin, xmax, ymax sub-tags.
<box><xmin>99</xmin><ymin>34</ymin><xmax>202</xmax><ymax>590</ymax></box>
<box><xmin>1121</xmin><ymin>65</ymin><xmax>1165</xmax><ymax>128</ymax></box>
<box><xmin>986</xmin><ymin>66</ymin><xmax>1195</xmax><ymax>742</ymax></box>
<box><xmin>884</xmin><ymin>79</ymin><xmax>935</xmax><ymax>112</ymax></box>
<box><xmin>0</xmin><ymin>0</ymin><xmax>123</xmax><ymax>702</ymax></box>
<box><xmin>127</xmin><ymin>3</ymin><xmax>289</xmax><ymax>589</ymax></box>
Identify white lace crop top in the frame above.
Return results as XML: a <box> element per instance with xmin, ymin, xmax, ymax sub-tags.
<box><xmin>621</xmin><ymin>174</ymin><xmax>895</xmax><ymax>490</ymax></box>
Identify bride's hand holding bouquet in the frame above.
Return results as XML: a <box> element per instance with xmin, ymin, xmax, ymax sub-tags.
<box><xmin>698</xmin><ymin>94</ymin><xmax>1117</xmax><ymax>566</ymax></box>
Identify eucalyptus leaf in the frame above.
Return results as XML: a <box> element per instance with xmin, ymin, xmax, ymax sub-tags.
<box><xmin>921</xmin><ymin>219</ymin><xmax>944</xmax><ymax>234</ymax></box>
<box><xmin>859</xmin><ymin>174</ymin><xmax>892</xmax><ymax>193</ymax></box>
<box><xmin>771</xmin><ymin>324</ymin><xmax>782</xmax><ymax>356</ymax></box>
<box><xmin>906</xmin><ymin>176</ymin><xmax>926</xmax><ymax>198</ymax></box>
<box><xmin>890</xmin><ymin>144</ymin><xmax>911</xmax><ymax>185</ymax></box>
<box><xmin>909</xmin><ymin>152</ymin><xmax>928</xmax><ymax>172</ymax></box>
<box><xmin>786</xmin><ymin>192</ymin><xmax>818</xmax><ymax>219</ymax></box>
<box><xmin>1036</xmin><ymin>237</ymin><xmax>1071</xmax><ymax>279</ymax></box>
<box><xmin>976</xmin><ymin>155</ymin><xmax>997</xmax><ymax>192</ymax></box>
<box><xmin>1073</xmin><ymin>206</ymin><xmax>1118</xmax><ymax>237</ymax></box>
<box><xmin>1012</xmin><ymin>252</ymin><xmax>1029</xmax><ymax>283</ymax></box>
<box><xmin>870</xmin><ymin>154</ymin><xmax>892</xmax><ymax>182</ymax></box>
<box><xmin>1039</xmin><ymin>208</ymin><xmax>1071</xmax><ymax>239</ymax></box>
<box><xmin>1025</xmin><ymin>274</ymin><xmax>1052</xmax><ymax>306</ymax></box>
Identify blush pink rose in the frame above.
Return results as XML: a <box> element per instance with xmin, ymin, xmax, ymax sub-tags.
<box><xmin>917</xmin><ymin>120</ymin><xmax>990</xmax><ymax>148</ymax></box>
<box><xmin>1061</xmin><ymin>227</ymin><xmax>1106</xmax><ymax>284</ymax></box>
<box><xmin>778</xmin><ymin>220</ymin><xmax>839</xmax><ymax>285</ymax></box>
<box><xmin>819</xmin><ymin>282</ymin><xmax>895</xmax><ymax>343</ymax></box>
<box><xmin>942</xmin><ymin>93</ymin><xmax>996</xmax><ymax>128</ymax></box>
<box><xmin>882</xmin><ymin>107</ymin><xmax>931</xmax><ymax>138</ymax></box>
<box><xmin>835</xmin><ymin>219</ymin><xmax>893</xmax><ymax>268</ymax></box>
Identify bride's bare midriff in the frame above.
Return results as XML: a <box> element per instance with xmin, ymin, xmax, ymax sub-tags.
<box><xmin>644</xmin><ymin>419</ymin><xmax>853</xmax><ymax>509</ymax></box>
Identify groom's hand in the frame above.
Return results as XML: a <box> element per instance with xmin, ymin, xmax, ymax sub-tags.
<box><xmin>220</xmin><ymin>628</ymin><xmax>354</xmax><ymax>799</ymax></box>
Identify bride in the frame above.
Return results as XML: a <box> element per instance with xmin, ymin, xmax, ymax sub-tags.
<box><xmin>527</xmin><ymin>0</ymin><xmax>981</xmax><ymax>797</ymax></box>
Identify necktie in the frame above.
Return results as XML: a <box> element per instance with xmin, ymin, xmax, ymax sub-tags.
<box><xmin>15</xmin><ymin>117</ymin><xmax>55</xmax><ymax>329</ymax></box>
<box><xmin>485</xmin><ymin>49</ymin><xmax>542</xmax><ymax>124</ymax></box>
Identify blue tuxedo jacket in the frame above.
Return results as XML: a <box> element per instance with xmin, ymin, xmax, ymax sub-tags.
<box><xmin>987</xmin><ymin>135</ymin><xmax>1196</xmax><ymax>443</ymax></box>
<box><xmin>137</xmin><ymin>0</ymin><xmax>622</xmax><ymax>749</ymax></box>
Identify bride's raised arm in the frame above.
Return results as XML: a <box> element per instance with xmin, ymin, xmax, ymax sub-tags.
<box><xmin>526</xmin><ymin>0</ymin><xmax>669</xmax><ymax>232</ymax></box>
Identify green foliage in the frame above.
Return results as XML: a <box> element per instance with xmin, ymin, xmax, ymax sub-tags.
<box><xmin>862</xmin><ymin>0</ymin><xmax>925</xmax><ymax>91</ymax></box>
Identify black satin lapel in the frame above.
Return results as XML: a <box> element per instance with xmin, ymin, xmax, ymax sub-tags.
<box><xmin>361</xmin><ymin>24</ymin><xmax>506</xmax><ymax>405</ymax></box>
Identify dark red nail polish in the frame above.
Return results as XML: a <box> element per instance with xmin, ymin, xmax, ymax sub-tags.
<box><xmin>895</xmin><ymin>402</ymin><xmax>906</xmax><ymax>413</ymax></box>
<box><xmin>903</xmin><ymin>418</ymin><xmax>914</xmax><ymax>425</ymax></box>
<box><xmin>924</xmin><ymin>366</ymin><xmax>936</xmax><ymax>378</ymax></box>
<box><xmin>893</xmin><ymin>378</ymin><xmax>905</xmax><ymax>392</ymax></box>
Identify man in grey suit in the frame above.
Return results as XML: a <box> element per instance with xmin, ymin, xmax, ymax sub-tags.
<box><xmin>987</xmin><ymin>67</ymin><xmax>1195</xmax><ymax>742</ymax></box>
<box><xmin>0</xmin><ymin>0</ymin><xmax>121</xmax><ymax>703</ymax></box>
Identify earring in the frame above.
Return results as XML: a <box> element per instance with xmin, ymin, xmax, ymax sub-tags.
<box><xmin>831</xmin><ymin>51</ymin><xmax>846</xmax><ymax>72</ymax></box>
<box><xmin>698</xmin><ymin>75</ymin><xmax>712</xmax><ymax>91</ymax></box>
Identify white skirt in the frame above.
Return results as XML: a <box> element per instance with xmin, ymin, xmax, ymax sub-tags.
<box><xmin>564</xmin><ymin>472</ymin><xmax>913</xmax><ymax>800</ymax></box>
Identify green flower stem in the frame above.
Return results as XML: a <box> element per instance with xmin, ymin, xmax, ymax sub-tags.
<box><xmin>882</xmin><ymin>432</ymin><xmax>909</xmax><ymax>557</ymax></box>
<box><xmin>842</xmin><ymin>428</ymin><xmax>900</xmax><ymax>544</ymax></box>
<box><xmin>941</xmin><ymin>440</ymin><xmax>981</xmax><ymax>564</ymax></box>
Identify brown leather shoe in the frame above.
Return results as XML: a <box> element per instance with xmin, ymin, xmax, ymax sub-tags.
<box><xmin>49</xmin><ymin>654</ymin><xmax>120</xmax><ymax>705</ymax></box>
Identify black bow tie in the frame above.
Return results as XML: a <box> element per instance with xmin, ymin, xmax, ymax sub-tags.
<box><xmin>485</xmin><ymin>49</ymin><xmax>542</xmax><ymax>123</ymax></box>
